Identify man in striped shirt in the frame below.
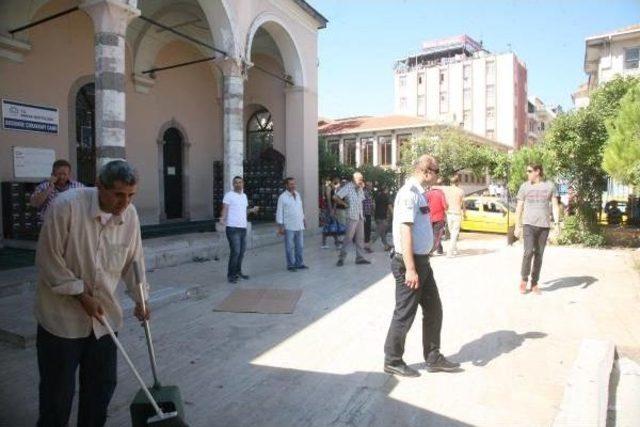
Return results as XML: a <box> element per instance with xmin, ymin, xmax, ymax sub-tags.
<box><xmin>30</xmin><ymin>159</ymin><xmax>84</xmax><ymax>219</ymax></box>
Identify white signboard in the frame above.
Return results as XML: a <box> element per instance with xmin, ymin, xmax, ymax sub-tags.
<box><xmin>2</xmin><ymin>99</ymin><xmax>59</xmax><ymax>134</ymax></box>
<box><xmin>13</xmin><ymin>146</ymin><xmax>56</xmax><ymax>179</ymax></box>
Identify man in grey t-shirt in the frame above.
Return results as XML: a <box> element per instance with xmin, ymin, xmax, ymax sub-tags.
<box><xmin>515</xmin><ymin>164</ymin><xmax>559</xmax><ymax>294</ymax></box>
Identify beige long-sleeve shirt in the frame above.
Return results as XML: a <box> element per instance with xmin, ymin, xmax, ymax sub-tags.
<box><xmin>34</xmin><ymin>187</ymin><xmax>149</xmax><ymax>339</ymax></box>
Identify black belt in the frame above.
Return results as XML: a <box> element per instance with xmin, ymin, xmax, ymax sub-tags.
<box><xmin>390</xmin><ymin>250</ymin><xmax>429</xmax><ymax>260</ymax></box>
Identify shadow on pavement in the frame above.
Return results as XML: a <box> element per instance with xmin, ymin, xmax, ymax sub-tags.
<box><xmin>438</xmin><ymin>248</ymin><xmax>497</xmax><ymax>258</ymax></box>
<box><xmin>542</xmin><ymin>276</ymin><xmax>598</xmax><ymax>292</ymax></box>
<box><xmin>449</xmin><ymin>330</ymin><xmax>547</xmax><ymax>367</ymax></box>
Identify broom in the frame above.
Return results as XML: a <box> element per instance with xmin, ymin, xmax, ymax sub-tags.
<box><xmin>101</xmin><ymin>316</ymin><xmax>188</xmax><ymax>426</ymax></box>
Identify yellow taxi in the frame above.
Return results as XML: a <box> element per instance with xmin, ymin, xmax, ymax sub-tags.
<box><xmin>461</xmin><ymin>196</ymin><xmax>516</xmax><ymax>234</ymax></box>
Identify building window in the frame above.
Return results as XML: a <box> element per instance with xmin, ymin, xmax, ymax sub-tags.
<box><xmin>399</xmin><ymin>97</ymin><xmax>407</xmax><ymax>110</ymax></box>
<box><xmin>418</xmin><ymin>73</ymin><xmax>424</xmax><ymax>85</ymax></box>
<box><xmin>463</xmin><ymin>87</ymin><xmax>472</xmax><ymax>110</ymax></box>
<box><xmin>463</xmin><ymin>64</ymin><xmax>472</xmax><ymax>87</ymax></box>
<box><xmin>439</xmin><ymin>70</ymin><xmax>447</xmax><ymax>85</ymax></box>
<box><xmin>486</xmin><ymin>60</ymin><xmax>496</xmax><ymax>84</ymax></box>
<box><xmin>344</xmin><ymin>138</ymin><xmax>356</xmax><ymax>166</ymax></box>
<box><xmin>397</xmin><ymin>134</ymin><xmax>412</xmax><ymax>163</ymax></box>
<box><xmin>440</xmin><ymin>93</ymin><xmax>448</xmax><ymax>114</ymax></box>
<box><xmin>76</xmin><ymin>82</ymin><xmax>96</xmax><ymax>186</ymax></box>
<box><xmin>463</xmin><ymin>110</ymin><xmax>472</xmax><ymax>129</ymax></box>
<box><xmin>247</xmin><ymin>109</ymin><xmax>274</xmax><ymax>161</ymax></box>
<box><xmin>399</xmin><ymin>75</ymin><xmax>407</xmax><ymax>87</ymax></box>
<box><xmin>486</xmin><ymin>84</ymin><xmax>496</xmax><ymax>108</ymax></box>
<box><xmin>360</xmin><ymin>137</ymin><xmax>374</xmax><ymax>165</ymax></box>
<box><xmin>486</xmin><ymin>106</ymin><xmax>496</xmax><ymax>131</ymax></box>
<box><xmin>378</xmin><ymin>135</ymin><xmax>392</xmax><ymax>166</ymax></box>
<box><xmin>486</xmin><ymin>129</ymin><xmax>495</xmax><ymax>140</ymax></box>
<box><xmin>417</xmin><ymin>95</ymin><xmax>425</xmax><ymax>116</ymax></box>
<box><xmin>328</xmin><ymin>139</ymin><xmax>340</xmax><ymax>159</ymax></box>
<box><xmin>624</xmin><ymin>47</ymin><xmax>639</xmax><ymax>69</ymax></box>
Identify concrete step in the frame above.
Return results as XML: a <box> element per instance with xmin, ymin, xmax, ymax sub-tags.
<box><xmin>609</xmin><ymin>357</ymin><xmax>640</xmax><ymax>427</ymax></box>
<box><xmin>553</xmin><ymin>339</ymin><xmax>616</xmax><ymax>427</ymax></box>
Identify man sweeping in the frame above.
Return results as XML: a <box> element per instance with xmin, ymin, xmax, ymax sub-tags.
<box><xmin>35</xmin><ymin>160</ymin><xmax>150</xmax><ymax>427</ymax></box>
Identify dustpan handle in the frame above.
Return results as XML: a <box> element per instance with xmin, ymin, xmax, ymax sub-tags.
<box><xmin>133</xmin><ymin>261</ymin><xmax>161</xmax><ymax>388</ymax></box>
<box><xmin>101</xmin><ymin>316</ymin><xmax>166</xmax><ymax>419</ymax></box>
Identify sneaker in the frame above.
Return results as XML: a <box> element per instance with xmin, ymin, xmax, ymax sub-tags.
<box><xmin>364</xmin><ymin>247</ymin><xmax>373</xmax><ymax>254</ymax></box>
<box><xmin>321</xmin><ymin>245</ymin><xmax>329</xmax><ymax>249</ymax></box>
<box><xmin>228</xmin><ymin>277</ymin><xmax>238</xmax><ymax>284</ymax></box>
<box><xmin>531</xmin><ymin>284</ymin><xmax>541</xmax><ymax>295</ymax></box>
<box><xmin>425</xmin><ymin>354</ymin><xmax>461</xmax><ymax>373</ymax></box>
<box><xmin>383</xmin><ymin>362</ymin><xmax>420</xmax><ymax>377</ymax></box>
<box><xmin>287</xmin><ymin>267</ymin><xmax>297</xmax><ymax>272</ymax></box>
<box><xmin>355</xmin><ymin>259</ymin><xmax>371</xmax><ymax>265</ymax></box>
<box><xmin>296</xmin><ymin>265</ymin><xmax>309</xmax><ymax>270</ymax></box>
<box><xmin>336</xmin><ymin>259</ymin><xmax>344</xmax><ymax>267</ymax></box>
<box><xmin>238</xmin><ymin>273</ymin><xmax>250</xmax><ymax>280</ymax></box>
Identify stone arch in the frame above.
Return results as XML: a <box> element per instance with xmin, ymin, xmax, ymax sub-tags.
<box><xmin>245</xmin><ymin>13</ymin><xmax>305</xmax><ymax>87</ymax></box>
<box><xmin>156</xmin><ymin>118</ymin><xmax>192</xmax><ymax>221</ymax></box>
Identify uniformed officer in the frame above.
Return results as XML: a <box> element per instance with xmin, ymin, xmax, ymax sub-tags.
<box><xmin>383</xmin><ymin>155</ymin><xmax>461</xmax><ymax>377</ymax></box>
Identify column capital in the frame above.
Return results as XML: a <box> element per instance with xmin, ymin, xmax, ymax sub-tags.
<box><xmin>216</xmin><ymin>56</ymin><xmax>245</xmax><ymax>78</ymax></box>
<box><xmin>80</xmin><ymin>0</ymin><xmax>140</xmax><ymax>36</ymax></box>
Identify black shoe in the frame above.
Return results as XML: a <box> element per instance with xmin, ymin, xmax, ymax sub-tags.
<box><xmin>425</xmin><ymin>354</ymin><xmax>461</xmax><ymax>373</ymax></box>
<box><xmin>228</xmin><ymin>277</ymin><xmax>238</xmax><ymax>284</ymax></box>
<box><xmin>383</xmin><ymin>363</ymin><xmax>420</xmax><ymax>377</ymax></box>
<box><xmin>238</xmin><ymin>273</ymin><xmax>250</xmax><ymax>280</ymax></box>
<box><xmin>296</xmin><ymin>265</ymin><xmax>309</xmax><ymax>270</ymax></box>
<box><xmin>287</xmin><ymin>267</ymin><xmax>297</xmax><ymax>272</ymax></box>
<box><xmin>355</xmin><ymin>259</ymin><xmax>371</xmax><ymax>265</ymax></box>
<box><xmin>336</xmin><ymin>259</ymin><xmax>344</xmax><ymax>267</ymax></box>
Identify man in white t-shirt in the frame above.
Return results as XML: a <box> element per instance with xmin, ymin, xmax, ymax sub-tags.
<box><xmin>219</xmin><ymin>176</ymin><xmax>259</xmax><ymax>283</ymax></box>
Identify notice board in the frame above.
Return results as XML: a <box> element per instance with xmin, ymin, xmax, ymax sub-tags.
<box><xmin>13</xmin><ymin>146</ymin><xmax>55</xmax><ymax>179</ymax></box>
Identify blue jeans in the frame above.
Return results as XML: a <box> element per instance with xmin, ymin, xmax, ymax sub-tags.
<box><xmin>226</xmin><ymin>226</ymin><xmax>247</xmax><ymax>279</ymax></box>
<box><xmin>37</xmin><ymin>325</ymin><xmax>117</xmax><ymax>427</ymax></box>
<box><xmin>284</xmin><ymin>229</ymin><xmax>304</xmax><ymax>268</ymax></box>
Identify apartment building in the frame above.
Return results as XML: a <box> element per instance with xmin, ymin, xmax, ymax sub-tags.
<box><xmin>573</xmin><ymin>24</ymin><xmax>640</xmax><ymax>107</ymax></box>
<box><xmin>526</xmin><ymin>97</ymin><xmax>559</xmax><ymax>146</ymax></box>
<box><xmin>394</xmin><ymin>35</ymin><xmax>528</xmax><ymax>149</ymax></box>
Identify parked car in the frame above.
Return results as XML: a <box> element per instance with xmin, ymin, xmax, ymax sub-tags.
<box><xmin>461</xmin><ymin>196</ymin><xmax>516</xmax><ymax>234</ymax></box>
<box><xmin>599</xmin><ymin>200</ymin><xmax>627</xmax><ymax>225</ymax></box>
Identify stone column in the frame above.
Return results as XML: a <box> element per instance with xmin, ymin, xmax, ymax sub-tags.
<box><xmin>372</xmin><ymin>136</ymin><xmax>379</xmax><ymax>166</ymax></box>
<box><xmin>391</xmin><ymin>134</ymin><xmax>398</xmax><ymax>169</ymax></box>
<box><xmin>220</xmin><ymin>59</ymin><xmax>244</xmax><ymax>192</ymax></box>
<box><xmin>285</xmin><ymin>85</ymin><xmax>319</xmax><ymax>228</ymax></box>
<box><xmin>355</xmin><ymin>138</ymin><xmax>362</xmax><ymax>167</ymax></box>
<box><xmin>339</xmin><ymin>138</ymin><xmax>344</xmax><ymax>164</ymax></box>
<box><xmin>81</xmin><ymin>0</ymin><xmax>140</xmax><ymax>168</ymax></box>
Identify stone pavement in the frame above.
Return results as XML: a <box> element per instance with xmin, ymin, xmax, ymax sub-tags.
<box><xmin>0</xmin><ymin>233</ymin><xmax>639</xmax><ymax>426</ymax></box>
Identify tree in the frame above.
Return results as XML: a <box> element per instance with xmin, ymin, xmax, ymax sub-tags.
<box><xmin>506</xmin><ymin>145</ymin><xmax>556</xmax><ymax>195</ymax></box>
<box><xmin>399</xmin><ymin>126</ymin><xmax>503</xmax><ymax>183</ymax></box>
<box><xmin>603</xmin><ymin>81</ymin><xmax>640</xmax><ymax>188</ymax></box>
<box><xmin>589</xmin><ymin>75</ymin><xmax>640</xmax><ymax>122</ymax></box>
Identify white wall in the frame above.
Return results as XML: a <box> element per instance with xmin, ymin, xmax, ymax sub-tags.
<box><xmin>599</xmin><ymin>37</ymin><xmax>640</xmax><ymax>84</ymax></box>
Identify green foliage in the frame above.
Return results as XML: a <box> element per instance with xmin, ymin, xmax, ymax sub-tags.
<box><xmin>589</xmin><ymin>75</ymin><xmax>640</xmax><ymax>121</ymax></box>
<box><xmin>398</xmin><ymin>126</ymin><xmax>504</xmax><ymax>184</ymax></box>
<box><xmin>506</xmin><ymin>145</ymin><xmax>556</xmax><ymax>194</ymax></box>
<box><xmin>358</xmin><ymin>164</ymin><xmax>399</xmax><ymax>191</ymax></box>
<box><xmin>603</xmin><ymin>81</ymin><xmax>640</xmax><ymax>188</ymax></box>
<box><xmin>557</xmin><ymin>216</ymin><xmax>605</xmax><ymax>247</ymax></box>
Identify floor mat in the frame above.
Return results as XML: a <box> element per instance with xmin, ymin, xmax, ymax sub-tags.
<box><xmin>214</xmin><ymin>288</ymin><xmax>302</xmax><ymax>314</ymax></box>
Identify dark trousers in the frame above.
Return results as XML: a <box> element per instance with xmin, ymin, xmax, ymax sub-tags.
<box><xmin>431</xmin><ymin>220</ymin><xmax>446</xmax><ymax>254</ymax></box>
<box><xmin>37</xmin><ymin>325</ymin><xmax>117</xmax><ymax>427</ymax></box>
<box><xmin>364</xmin><ymin>215</ymin><xmax>372</xmax><ymax>244</ymax></box>
<box><xmin>384</xmin><ymin>255</ymin><xmax>442</xmax><ymax>365</ymax></box>
<box><xmin>226</xmin><ymin>226</ymin><xmax>247</xmax><ymax>279</ymax></box>
<box><xmin>521</xmin><ymin>224</ymin><xmax>550</xmax><ymax>284</ymax></box>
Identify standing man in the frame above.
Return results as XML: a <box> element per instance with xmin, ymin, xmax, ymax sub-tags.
<box><xmin>514</xmin><ymin>164</ymin><xmax>559</xmax><ymax>294</ymax></box>
<box><xmin>383</xmin><ymin>155</ymin><xmax>460</xmax><ymax>377</ymax></box>
<box><xmin>276</xmin><ymin>177</ymin><xmax>308</xmax><ymax>272</ymax></box>
<box><xmin>35</xmin><ymin>160</ymin><xmax>150</xmax><ymax>427</ymax></box>
<box><xmin>363</xmin><ymin>181</ymin><xmax>375</xmax><ymax>253</ymax></box>
<box><xmin>442</xmin><ymin>174</ymin><xmax>465</xmax><ymax>257</ymax></box>
<box><xmin>426</xmin><ymin>184</ymin><xmax>447</xmax><ymax>255</ymax></box>
<box><xmin>321</xmin><ymin>177</ymin><xmax>341</xmax><ymax>249</ymax></box>
<box><xmin>30</xmin><ymin>159</ymin><xmax>84</xmax><ymax>218</ymax></box>
<box><xmin>333</xmin><ymin>172</ymin><xmax>370</xmax><ymax>267</ymax></box>
<box><xmin>219</xmin><ymin>176</ymin><xmax>260</xmax><ymax>283</ymax></box>
<box><xmin>373</xmin><ymin>186</ymin><xmax>393</xmax><ymax>251</ymax></box>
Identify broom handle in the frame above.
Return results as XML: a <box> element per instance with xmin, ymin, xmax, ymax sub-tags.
<box><xmin>133</xmin><ymin>261</ymin><xmax>160</xmax><ymax>388</ymax></box>
<box><xmin>101</xmin><ymin>316</ymin><xmax>165</xmax><ymax>419</ymax></box>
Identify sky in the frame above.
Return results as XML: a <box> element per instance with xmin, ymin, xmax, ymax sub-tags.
<box><xmin>307</xmin><ymin>0</ymin><xmax>640</xmax><ymax>119</ymax></box>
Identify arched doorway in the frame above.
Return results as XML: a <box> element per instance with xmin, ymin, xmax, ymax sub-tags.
<box><xmin>75</xmin><ymin>82</ymin><xmax>95</xmax><ymax>186</ymax></box>
<box><xmin>162</xmin><ymin>127</ymin><xmax>184</xmax><ymax>219</ymax></box>
<box><xmin>246</xmin><ymin>108</ymin><xmax>274</xmax><ymax>161</ymax></box>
